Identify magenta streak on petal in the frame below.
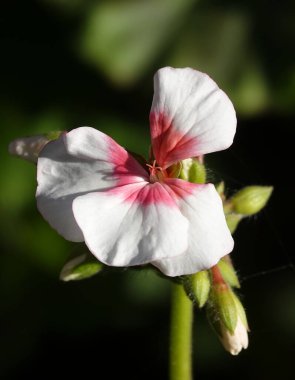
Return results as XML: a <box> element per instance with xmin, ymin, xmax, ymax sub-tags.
<box><xmin>107</xmin><ymin>136</ymin><xmax>149</xmax><ymax>186</ymax></box>
<box><xmin>107</xmin><ymin>177</ymin><xmax>200</xmax><ymax>207</ymax></box>
<box><xmin>150</xmin><ymin>112</ymin><xmax>199</xmax><ymax>169</ymax></box>
<box><xmin>107</xmin><ymin>181</ymin><xmax>181</xmax><ymax>207</ymax></box>
<box><xmin>164</xmin><ymin>178</ymin><xmax>202</xmax><ymax>199</ymax></box>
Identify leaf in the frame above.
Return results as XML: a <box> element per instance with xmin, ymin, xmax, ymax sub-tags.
<box><xmin>79</xmin><ymin>0</ymin><xmax>196</xmax><ymax>85</ymax></box>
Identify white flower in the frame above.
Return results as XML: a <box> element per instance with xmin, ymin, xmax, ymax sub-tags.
<box><xmin>36</xmin><ymin>67</ymin><xmax>236</xmax><ymax>276</ymax></box>
<box><xmin>220</xmin><ymin>316</ymin><xmax>249</xmax><ymax>355</ymax></box>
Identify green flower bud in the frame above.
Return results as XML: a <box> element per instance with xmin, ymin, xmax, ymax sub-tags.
<box><xmin>180</xmin><ymin>158</ymin><xmax>206</xmax><ymax>184</ymax></box>
<box><xmin>167</xmin><ymin>161</ymin><xmax>182</xmax><ymax>178</ymax></box>
<box><xmin>230</xmin><ymin>186</ymin><xmax>273</xmax><ymax>216</ymax></box>
<box><xmin>225</xmin><ymin>213</ymin><xmax>243</xmax><ymax>234</ymax></box>
<box><xmin>210</xmin><ymin>283</ymin><xmax>238</xmax><ymax>333</ymax></box>
<box><xmin>215</xmin><ymin>181</ymin><xmax>225</xmax><ymax>196</ymax></box>
<box><xmin>207</xmin><ymin>265</ymin><xmax>249</xmax><ymax>354</ymax></box>
<box><xmin>60</xmin><ymin>254</ymin><xmax>103</xmax><ymax>281</ymax></box>
<box><xmin>217</xmin><ymin>257</ymin><xmax>240</xmax><ymax>288</ymax></box>
<box><xmin>183</xmin><ymin>270</ymin><xmax>211</xmax><ymax>308</ymax></box>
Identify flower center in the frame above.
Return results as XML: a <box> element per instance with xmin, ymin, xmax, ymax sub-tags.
<box><xmin>146</xmin><ymin>160</ymin><xmax>165</xmax><ymax>183</ymax></box>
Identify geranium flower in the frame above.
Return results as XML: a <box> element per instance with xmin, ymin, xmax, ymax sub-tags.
<box><xmin>36</xmin><ymin>67</ymin><xmax>236</xmax><ymax>276</ymax></box>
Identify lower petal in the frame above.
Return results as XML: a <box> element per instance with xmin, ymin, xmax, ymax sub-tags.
<box><xmin>153</xmin><ymin>180</ymin><xmax>234</xmax><ymax>276</ymax></box>
<box><xmin>72</xmin><ymin>182</ymin><xmax>189</xmax><ymax>267</ymax></box>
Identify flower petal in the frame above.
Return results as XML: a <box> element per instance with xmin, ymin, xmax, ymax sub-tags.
<box><xmin>65</xmin><ymin>127</ymin><xmax>149</xmax><ymax>186</ymax></box>
<box><xmin>36</xmin><ymin>127</ymin><xmax>148</xmax><ymax>242</ymax></box>
<box><xmin>150</xmin><ymin>67</ymin><xmax>236</xmax><ymax>168</ymax></box>
<box><xmin>72</xmin><ymin>182</ymin><xmax>189</xmax><ymax>266</ymax></box>
<box><xmin>153</xmin><ymin>179</ymin><xmax>234</xmax><ymax>276</ymax></box>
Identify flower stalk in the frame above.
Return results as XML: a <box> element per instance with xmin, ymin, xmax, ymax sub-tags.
<box><xmin>170</xmin><ymin>282</ymin><xmax>193</xmax><ymax>380</ymax></box>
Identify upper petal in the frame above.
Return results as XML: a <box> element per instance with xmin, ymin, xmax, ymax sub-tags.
<box><xmin>72</xmin><ymin>182</ymin><xmax>189</xmax><ymax>267</ymax></box>
<box><xmin>36</xmin><ymin>127</ymin><xmax>148</xmax><ymax>242</ymax></box>
<box><xmin>150</xmin><ymin>67</ymin><xmax>237</xmax><ymax>168</ymax></box>
<box><xmin>153</xmin><ymin>179</ymin><xmax>234</xmax><ymax>276</ymax></box>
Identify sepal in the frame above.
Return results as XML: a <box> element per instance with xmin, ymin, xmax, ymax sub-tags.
<box><xmin>60</xmin><ymin>253</ymin><xmax>103</xmax><ymax>281</ymax></box>
<box><xmin>183</xmin><ymin>270</ymin><xmax>211</xmax><ymax>308</ymax></box>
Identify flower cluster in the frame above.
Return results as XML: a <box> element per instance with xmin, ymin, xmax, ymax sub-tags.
<box><xmin>9</xmin><ymin>67</ymin><xmax>274</xmax><ymax>357</ymax></box>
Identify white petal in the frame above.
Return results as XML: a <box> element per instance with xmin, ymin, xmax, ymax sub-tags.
<box><xmin>150</xmin><ymin>67</ymin><xmax>236</xmax><ymax>168</ymax></box>
<box><xmin>72</xmin><ymin>182</ymin><xmax>189</xmax><ymax>267</ymax></box>
<box><xmin>65</xmin><ymin>127</ymin><xmax>148</xmax><ymax>186</ymax></box>
<box><xmin>220</xmin><ymin>317</ymin><xmax>249</xmax><ymax>355</ymax></box>
<box><xmin>153</xmin><ymin>180</ymin><xmax>234</xmax><ymax>276</ymax></box>
<box><xmin>36</xmin><ymin>128</ymin><xmax>148</xmax><ymax>242</ymax></box>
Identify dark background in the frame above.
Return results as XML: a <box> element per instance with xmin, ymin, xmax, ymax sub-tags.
<box><xmin>1</xmin><ymin>1</ymin><xmax>294</xmax><ymax>379</ymax></box>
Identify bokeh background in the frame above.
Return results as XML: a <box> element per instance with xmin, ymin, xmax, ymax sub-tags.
<box><xmin>1</xmin><ymin>1</ymin><xmax>294</xmax><ymax>379</ymax></box>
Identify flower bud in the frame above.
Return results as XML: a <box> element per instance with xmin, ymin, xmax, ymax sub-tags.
<box><xmin>207</xmin><ymin>265</ymin><xmax>249</xmax><ymax>355</ymax></box>
<box><xmin>230</xmin><ymin>186</ymin><xmax>273</xmax><ymax>216</ymax></box>
<box><xmin>180</xmin><ymin>158</ymin><xmax>206</xmax><ymax>184</ymax></box>
<box><xmin>215</xmin><ymin>181</ymin><xmax>225</xmax><ymax>197</ymax></box>
<box><xmin>9</xmin><ymin>131</ymin><xmax>63</xmax><ymax>163</ymax></box>
<box><xmin>225</xmin><ymin>213</ymin><xmax>243</xmax><ymax>234</ymax></box>
<box><xmin>60</xmin><ymin>254</ymin><xmax>103</xmax><ymax>281</ymax></box>
<box><xmin>183</xmin><ymin>270</ymin><xmax>211</xmax><ymax>308</ymax></box>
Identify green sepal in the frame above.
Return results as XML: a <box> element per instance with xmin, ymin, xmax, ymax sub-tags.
<box><xmin>230</xmin><ymin>186</ymin><xmax>273</xmax><ymax>216</ymax></box>
<box><xmin>60</xmin><ymin>253</ymin><xmax>103</xmax><ymax>281</ymax></box>
<box><xmin>225</xmin><ymin>213</ymin><xmax>243</xmax><ymax>234</ymax></box>
<box><xmin>232</xmin><ymin>292</ymin><xmax>249</xmax><ymax>330</ymax></box>
<box><xmin>167</xmin><ymin>161</ymin><xmax>182</xmax><ymax>178</ymax></box>
<box><xmin>217</xmin><ymin>258</ymin><xmax>240</xmax><ymax>288</ymax></box>
<box><xmin>180</xmin><ymin>158</ymin><xmax>206</xmax><ymax>184</ymax></box>
<box><xmin>215</xmin><ymin>181</ymin><xmax>225</xmax><ymax>196</ymax></box>
<box><xmin>45</xmin><ymin>131</ymin><xmax>64</xmax><ymax>141</ymax></box>
<box><xmin>183</xmin><ymin>270</ymin><xmax>211</xmax><ymax>308</ymax></box>
<box><xmin>210</xmin><ymin>285</ymin><xmax>238</xmax><ymax>334</ymax></box>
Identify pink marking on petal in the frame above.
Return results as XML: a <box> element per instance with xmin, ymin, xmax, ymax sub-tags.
<box><xmin>106</xmin><ymin>136</ymin><xmax>149</xmax><ymax>186</ymax></box>
<box><xmin>150</xmin><ymin>112</ymin><xmax>199</xmax><ymax>169</ymax></box>
<box><xmin>107</xmin><ymin>177</ymin><xmax>202</xmax><ymax>208</ymax></box>
<box><xmin>108</xmin><ymin>182</ymin><xmax>180</xmax><ymax>207</ymax></box>
<box><xmin>164</xmin><ymin>178</ymin><xmax>204</xmax><ymax>199</ymax></box>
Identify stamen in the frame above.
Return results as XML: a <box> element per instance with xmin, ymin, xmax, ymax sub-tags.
<box><xmin>146</xmin><ymin>160</ymin><xmax>164</xmax><ymax>182</ymax></box>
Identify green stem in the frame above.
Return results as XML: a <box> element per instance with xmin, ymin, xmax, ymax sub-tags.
<box><xmin>170</xmin><ymin>282</ymin><xmax>193</xmax><ymax>380</ymax></box>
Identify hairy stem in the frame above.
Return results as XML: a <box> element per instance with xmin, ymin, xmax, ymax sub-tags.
<box><xmin>170</xmin><ymin>282</ymin><xmax>193</xmax><ymax>380</ymax></box>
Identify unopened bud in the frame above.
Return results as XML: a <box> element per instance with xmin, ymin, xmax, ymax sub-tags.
<box><xmin>167</xmin><ymin>161</ymin><xmax>182</xmax><ymax>178</ymax></box>
<box><xmin>225</xmin><ymin>213</ymin><xmax>243</xmax><ymax>234</ymax></box>
<box><xmin>230</xmin><ymin>186</ymin><xmax>273</xmax><ymax>216</ymax></box>
<box><xmin>220</xmin><ymin>315</ymin><xmax>249</xmax><ymax>355</ymax></box>
<box><xmin>215</xmin><ymin>181</ymin><xmax>225</xmax><ymax>197</ymax></box>
<box><xmin>183</xmin><ymin>270</ymin><xmax>211</xmax><ymax>308</ymax></box>
<box><xmin>60</xmin><ymin>254</ymin><xmax>103</xmax><ymax>281</ymax></box>
<box><xmin>180</xmin><ymin>158</ymin><xmax>206</xmax><ymax>184</ymax></box>
<box><xmin>208</xmin><ymin>265</ymin><xmax>249</xmax><ymax>355</ymax></box>
<box><xmin>9</xmin><ymin>131</ymin><xmax>63</xmax><ymax>163</ymax></box>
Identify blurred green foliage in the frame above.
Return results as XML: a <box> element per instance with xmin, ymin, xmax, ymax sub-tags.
<box><xmin>1</xmin><ymin>0</ymin><xmax>294</xmax><ymax>379</ymax></box>
<box><xmin>42</xmin><ymin>0</ymin><xmax>295</xmax><ymax>115</ymax></box>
